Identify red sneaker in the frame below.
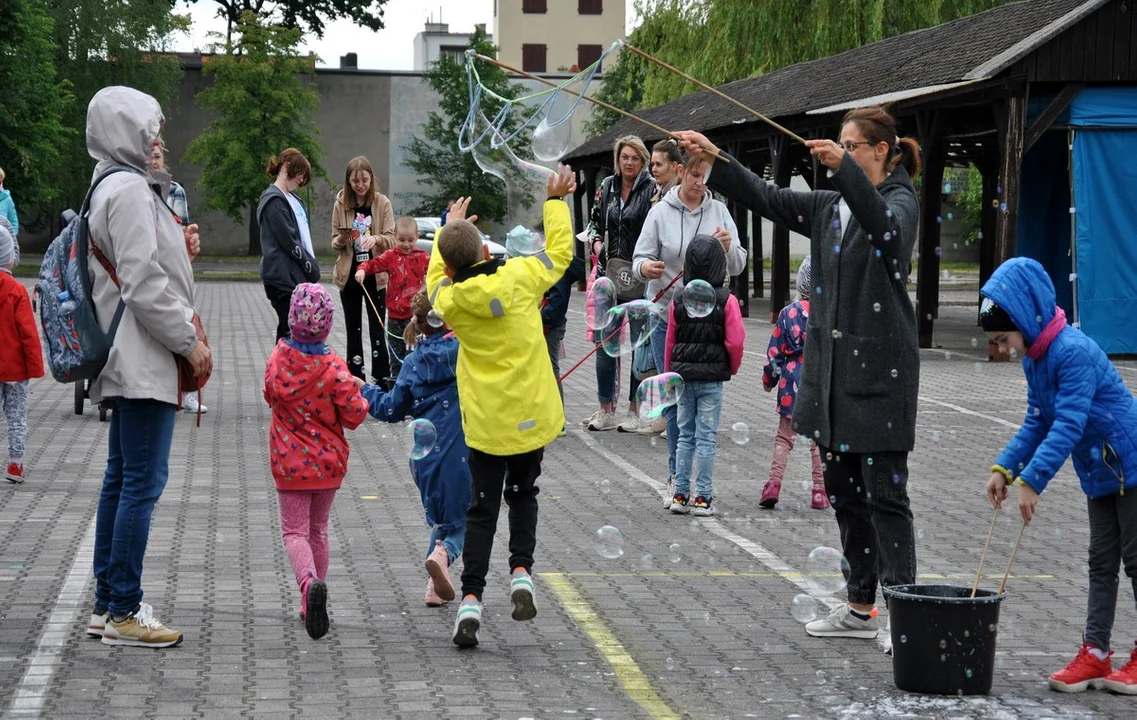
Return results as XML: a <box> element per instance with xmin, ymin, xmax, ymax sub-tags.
<box><xmin>1104</xmin><ymin>644</ymin><xmax>1137</xmax><ymax>694</ymax></box>
<box><xmin>1049</xmin><ymin>643</ymin><xmax>1112</xmax><ymax>692</ymax></box>
<box><xmin>6</xmin><ymin>463</ymin><xmax>24</xmax><ymax>484</ymax></box>
<box><xmin>759</xmin><ymin>480</ymin><xmax>780</xmax><ymax>509</ymax></box>
<box><xmin>811</xmin><ymin>487</ymin><xmax>830</xmax><ymax>510</ymax></box>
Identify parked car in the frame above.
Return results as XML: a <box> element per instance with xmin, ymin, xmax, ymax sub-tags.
<box><xmin>414</xmin><ymin>217</ymin><xmax>507</xmax><ymax>260</ymax></box>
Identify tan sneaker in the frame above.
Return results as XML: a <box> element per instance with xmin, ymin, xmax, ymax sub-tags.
<box><xmin>636</xmin><ymin>416</ymin><xmax>666</xmax><ymax>435</ymax></box>
<box><xmin>101</xmin><ymin>603</ymin><xmax>183</xmax><ymax>648</ymax></box>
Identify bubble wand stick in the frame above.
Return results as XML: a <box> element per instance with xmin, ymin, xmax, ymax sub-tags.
<box><xmin>970</xmin><ymin>507</ymin><xmax>999</xmax><ymax>598</ymax></box>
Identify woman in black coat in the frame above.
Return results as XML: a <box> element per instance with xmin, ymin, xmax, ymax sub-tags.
<box><xmin>679</xmin><ymin>106</ymin><xmax>921</xmax><ymax>648</ymax></box>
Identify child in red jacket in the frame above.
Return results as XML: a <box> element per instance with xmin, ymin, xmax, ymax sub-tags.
<box><xmin>263</xmin><ymin>283</ymin><xmax>369</xmax><ymax>640</ymax></box>
<box><xmin>0</xmin><ymin>219</ymin><xmax>42</xmax><ymax>484</ymax></box>
<box><xmin>354</xmin><ymin>216</ymin><xmax>430</xmax><ymax>379</ymax></box>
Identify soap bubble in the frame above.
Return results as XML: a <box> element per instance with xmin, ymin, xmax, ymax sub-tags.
<box><xmin>596</xmin><ymin>525</ymin><xmax>624</xmax><ymax>559</ymax></box>
<box><xmin>600</xmin><ymin>300</ymin><xmax>660</xmax><ymax>358</ymax></box>
<box><xmin>640</xmin><ymin>553</ymin><xmax>654</xmax><ymax>570</ymax></box>
<box><xmin>683</xmin><ymin>279</ymin><xmax>717</xmax><ymax>318</ymax></box>
<box><xmin>466</xmin><ymin>109</ymin><xmax>554</xmax><ymax>232</ymax></box>
<box><xmin>637</xmin><ymin>372</ymin><xmax>684</xmax><ymax>419</ymax></box>
<box><xmin>531</xmin><ymin>116</ymin><xmax>573</xmax><ymax>162</ymax></box>
<box><xmin>803</xmin><ymin>546</ymin><xmax>850</xmax><ymax>596</ymax></box>
<box><xmin>529</xmin><ymin>71</ymin><xmax>586</xmax><ymax>162</ymax></box>
<box><xmin>504</xmin><ymin>224</ymin><xmax>545</xmax><ymax>257</ymax></box>
<box><xmin>586</xmin><ymin>277</ymin><xmax>618</xmax><ymax>331</ymax></box>
<box><xmin>599</xmin><ymin>478</ymin><xmax>611</xmax><ymax>494</ymax></box>
<box><xmin>352</xmin><ymin>355</ymin><xmax>363</xmax><ymax>365</ymax></box>
<box><xmin>791</xmin><ymin>594</ymin><xmax>818</xmax><ymax>623</ymax></box>
<box><xmin>426</xmin><ymin>309</ymin><xmax>444</xmax><ymax>329</ymax></box>
<box><xmin>406</xmin><ymin>418</ymin><xmax>437</xmax><ymax>460</ymax></box>
<box><xmin>872</xmin><ymin>302</ymin><xmax>881</xmax><ymax>313</ymax></box>
<box><xmin>668</xmin><ymin>543</ymin><xmax>682</xmax><ymax>563</ymax></box>
<box><xmin>730</xmin><ymin>422</ymin><xmax>749</xmax><ymax>445</ymax></box>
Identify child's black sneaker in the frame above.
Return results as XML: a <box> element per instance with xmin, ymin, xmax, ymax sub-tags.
<box><xmin>692</xmin><ymin>496</ymin><xmax>715</xmax><ymax>517</ymax></box>
<box><xmin>669</xmin><ymin>493</ymin><xmax>690</xmax><ymax>514</ymax></box>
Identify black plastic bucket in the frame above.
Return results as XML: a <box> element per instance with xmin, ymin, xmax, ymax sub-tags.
<box><xmin>883</xmin><ymin>584</ymin><xmax>1004</xmax><ymax>695</ymax></box>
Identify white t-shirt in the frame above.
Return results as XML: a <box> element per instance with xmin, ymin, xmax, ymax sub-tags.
<box><xmin>285</xmin><ymin>192</ymin><xmax>315</xmax><ymax>258</ymax></box>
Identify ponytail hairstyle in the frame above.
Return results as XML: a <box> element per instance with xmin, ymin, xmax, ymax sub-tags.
<box><xmin>841</xmin><ymin>106</ymin><xmax>921</xmax><ymax>180</ymax></box>
<box><xmin>651</xmin><ymin>138</ymin><xmax>682</xmax><ymax>165</ymax></box>
<box><xmin>266</xmin><ymin>148</ymin><xmax>312</xmax><ymax>187</ymax></box>
<box><xmin>403</xmin><ymin>289</ymin><xmax>442</xmax><ymax>349</ymax></box>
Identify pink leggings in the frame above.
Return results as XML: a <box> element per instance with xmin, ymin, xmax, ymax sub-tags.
<box><xmin>768</xmin><ymin>415</ymin><xmax>824</xmax><ymax>488</ymax></box>
<box><xmin>277</xmin><ymin>489</ymin><xmax>337</xmax><ymax>589</ymax></box>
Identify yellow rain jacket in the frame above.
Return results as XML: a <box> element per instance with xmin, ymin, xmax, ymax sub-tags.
<box><xmin>427</xmin><ymin>200</ymin><xmax>572</xmax><ymax>455</ymax></box>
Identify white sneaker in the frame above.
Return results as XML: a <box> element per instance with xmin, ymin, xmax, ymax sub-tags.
<box><xmin>804</xmin><ymin>604</ymin><xmax>879</xmax><ymax>639</ymax></box>
<box><xmin>182</xmin><ymin>393</ymin><xmax>207</xmax><ymax>414</ymax></box>
<box><xmin>587</xmin><ymin>410</ymin><xmax>619</xmax><ymax>432</ymax></box>
<box><xmin>581</xmin><ymin>409</ymin><xmax>600</xmax><ymax>428</ymax></box>
<box><xmin>637</xmin><ymin>416</ymin><xmax>667</xmax><ymax>435</ymax></box>
<box><xmin>616</xmin><ymin>413</ymin><xmax>643</xmax><ymax>433</ymax></box>
<box><xmin>660</xmin><ymin>426</ymin><xmax>668</xmax><ymax>440</ymax></box>
<box><xmin>662</xmin><ymin>475</ymin><xmax>676</xmax><ymax>508</ymax></box>
<box><xmin>87</xmin><ymin>611</ymin><xmax>108</xmax><ymax>639</ymax></box>
<box><xmin>452</xmin><ymin>597</ymin><xmax>482</xmax><ymax>648</ymax></box>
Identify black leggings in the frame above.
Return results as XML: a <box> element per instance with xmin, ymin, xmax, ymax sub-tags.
<box><xmin>268</xmin><ymin>289</ymin><xmax>291</xmax><ymax>342</ymax></box>
<box><xmin>340</xmin><ymin>273</ymin><xmax>389</xmax><ymax>381</ymax></box>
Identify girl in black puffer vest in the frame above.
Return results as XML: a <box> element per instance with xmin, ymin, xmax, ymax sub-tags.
<box><xmin>664</xmin><ymin>235</ymin><xmax>745</xmax><ymax>517</ymax></box>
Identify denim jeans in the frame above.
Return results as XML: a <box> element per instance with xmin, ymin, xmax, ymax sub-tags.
<box><xmin>674</xmin><ymin>381</ymin><xmax>724</xmax><ymax>499</ymax></box>
<box><xmin>93</xmin><ymin>398</ymin><xmax>177</xmax><ymax>617</ymax></box>
<box><xmin>594</xmin><ymin>315</ymin><xmax>645</xmax><ymax>404</ymax></box>
<box><xmin>650</xmin><ymin>317</ymin><xmax>680</xmax><ymax>477</ymax></box>
<box><xmin>1085</xmin><ymin>491</ymin><xmax>1137</xmax><ymax>650</ymax></box>
<box><xmin>428</xmin><ymin>524</ymin><xmax>467</xmax><ymax>565</ymax></box>
<box><xmin>820</xmin><ymin>447</ymin><xmax>916</xmax><ymax>605</ymax></box>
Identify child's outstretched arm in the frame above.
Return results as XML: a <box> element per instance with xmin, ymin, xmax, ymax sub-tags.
<box><xmin>516</xmin><ymin>166</ymin><xmax>577</xmax><ymax>295</ymax></box>
<box><xmin>427</xmin><ymin>198</ymin><xmax>477</xmax><ymax>311</ymax></box>
<box><xmin>360</xmin><ymin>372</ymin><xmax>415</xmax><ymax>423</ymax></box>
<box><xmin>724</xmin><ymin>294</ymin><xmax>745</xmax><ymax>376</ymax></box>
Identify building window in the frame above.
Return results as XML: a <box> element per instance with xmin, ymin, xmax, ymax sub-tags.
<box><xmin>522</xmin><ymin>44</ymin><xmax>547</xmax><ymax>73</ymax></box>
<box><xmin>579</xmin><ymin>0</ymin><xmax>603</xmax><ymax>14</ymax></box>
<box><xmin>523</xmin><ymin>0</ymin><xmax>547</xmax><ymax>13</ymax></box>
<box><xmin>439</xmin><ymin>45</ymin><xmax>465</xmax><ymax>64</ymax></box>
<box><xmin>578</xmin><ymin>44</ymin><xmax>603</xmax><ymax>72</ymax></box>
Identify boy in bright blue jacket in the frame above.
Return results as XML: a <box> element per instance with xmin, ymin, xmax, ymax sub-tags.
<box><xmin>981</xmin><ymin>257</ymin><xmax>1137</xmax><ymax>694</ymax></box>
<box><xmin>361</xmin><ymin>290</ymin><xmax>471</xmax><ymax>608</ymax></box>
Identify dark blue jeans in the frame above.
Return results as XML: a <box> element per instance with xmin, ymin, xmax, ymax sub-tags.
<box><xmin>93</xmin><ymin>398</ymin><xmax>177</xmax><ymax>617</ymax></box>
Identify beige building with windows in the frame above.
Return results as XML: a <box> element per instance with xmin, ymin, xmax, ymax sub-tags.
<box><xmin>493</xmin><ymin>0</ymin><xmax>625</xmax><ymax>73</ymax></box>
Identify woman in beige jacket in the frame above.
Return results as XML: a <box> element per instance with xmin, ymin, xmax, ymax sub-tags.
<box><xmin>331</xmin><ymin>156</ymin><xmax>396</xmax><ymax>384</ymax></box>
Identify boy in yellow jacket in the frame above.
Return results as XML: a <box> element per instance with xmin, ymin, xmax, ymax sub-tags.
<box><xmin>428</xmin><ymin>166</ymin><xmax>576</xmax><ymax>648</ymax></box>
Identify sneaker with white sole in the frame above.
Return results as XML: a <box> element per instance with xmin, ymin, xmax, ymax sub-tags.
<box><xmin>587</xmin><ymin>410</ymin><xmax>619</xmax><ymax>432</ymax></box>
<box><xmin>101</xmin><ymin>603</ymin><xmax>183</xmax><ymax>648</ymax></box>
<box><xmin>581</xmin><ymin>409</ymin><xmax>600</xmax><ymax>428</ymax></box>
<box><xmin>662</xmin><ymin>475</ymin><xmax>676</xmax><ymax>508</ymax></box>
<box><xmin>637</xmin><ymin>416</ymin><xmax>667</xmax><ymax>435</ymax></box>
<box><xmin>804</xmin><ymin>604</ymin><xmax>879</xmax><ymax>639</ymax></box>
<box><xmin>452</xmin><ymin>596</ymin><xmax>482</xmax><ymax>647</ymax></box>
<box><xmin>510</xmin><ymin>568</ymin><xmax>537</xmax><ymax>621</ymax></box>
<box><xmin>692</xmin><ymin>496</ymin><xmax>716</xmax><ymax>517</ymax></box>
<box><xmin>669</xmin><ymin>493</ymin><xmax>690</xmax><ymax>514</ymax></box>
<box><xmin>182</xmin><ymin>393</ymin><xmax>207</xmax><ymax>414</ymax></box>
<box><xmin>616</xmin><ymin>413</ymin><xmax>643</xmax><ymax>433</ymax></box>
<box><xmin>660</xmin><ymin>426</ymin><xmax>668</xmax><ymax>440</ymax></box>
<box><xmin>87</xmin><ymin>611</ymin><xmax>108</xmax><ymax>639</ymax></box>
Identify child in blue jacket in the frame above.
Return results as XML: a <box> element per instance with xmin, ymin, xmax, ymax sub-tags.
<box><xmin>362</xmin><ymin>290</ymin><xmax>471</xmax><ymax>607</ymax></box>
<box><xmin>982</xmin><ymin>257</ymin><xmax>1137</xmax><ymax>694</ymax></box>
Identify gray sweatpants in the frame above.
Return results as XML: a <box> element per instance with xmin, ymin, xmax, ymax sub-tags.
<box><xmin>1085</xmin><ymin>491</ymin><xmax>1137</xmax><ymax>650</ymax></box>
<box><xmin>0</xmin><ymin>380</ymin><xmax>29</xmax><ymax>463</ymax></box>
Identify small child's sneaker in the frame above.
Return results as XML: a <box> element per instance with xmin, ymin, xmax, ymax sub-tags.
<box><xmin>669</xmin><ymin>493</ymin><xmax>690</xmax><ymax>514</ymax></box>
<box><xmin>759</xmin><ymin>480</ymin><xmax>780</xmax><ymax>509</ymax></box>
<box><xmin>510</xmin><ymin>568</ymin><xmax>537</xmax><ymax>621</ymax></box>
<box><xmin>811</xmin><ymin>488</ymin><xmax>830</xmax><ymax>510</ymax></box>
<box><xmin>87</xmin><ymin>610</ymin><xmax>108</xmax><ymax>639</ymax></box>
<box><xmin>452</xmin><ymin>596</ymin><xmax>482</xmax><ymax>647</ymax></box>
<box><xmin>304</xmin><ymin>578</ymin><xmax>329</xmax><ymax>640</ymax></box>
<box><xmin>662</xmin><ymin>476</ymin><xmax>676</xmax><ymax>509</ymax></box>
<box><xmin>1049</xmin><ymin>643</ymin><xmax>1111</xmax><ymax>692</ymax></box>
<box><xmin>1104</xmin><ymin>644</ymin><xmax>1137</xmax><ymax>694</ymax></box>
<box><xmin>425</xmin><ymin>540</ymin><xmax>455</xmax><ymax>602</ymax></box>
<box><xmin>6</xmin><ymin>463</ymin><xmax>25</xmax><ymax>484</ymax></box>
<box><xmin>692</xmin><ymin>496</ymin><xmax>715</xmax><ymax>517</ymax></box>
<box><xmin>425</xmin><ymin>578</ymin><xmax>446</xmax><ymax>607</ymax></box>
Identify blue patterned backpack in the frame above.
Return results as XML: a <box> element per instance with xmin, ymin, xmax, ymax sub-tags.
<box><xmin>37</xmin><ymin>168</ymin><xmax>131</xmax><ymax>383</ymax></box>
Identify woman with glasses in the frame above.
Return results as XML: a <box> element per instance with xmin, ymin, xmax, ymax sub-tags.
<box><xmin>678</xmin><ymin>106</ymin><xmax>921</xmax><ymax>648</ymax></box>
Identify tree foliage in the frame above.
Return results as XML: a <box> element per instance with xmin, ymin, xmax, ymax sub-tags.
<box><xmin>589</xmin><ymin>0</ymin><xmax>1018</xmax><ymax>135</ymax></box>
<box><xmin>189</xmin><ymin>0</ymin><xmax>388</xmax><ymax>41</ymax></box>
<box><xmin>401</xmin><ymin>27</ymin><xmax>533</xmax><ymax>224</ymax></box>
<box><xmin>185</xmin><ymin>12</ymin><xmax>326</xmax><ymax>254</ymax></box>
<box><xmin>0</xmin><ymin>0</ymin><xmax>74</xmax><ymax>210</ymax></box>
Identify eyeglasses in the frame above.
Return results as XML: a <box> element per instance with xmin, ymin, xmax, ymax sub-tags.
<box><xmin>840</xmin><ymin>141</ymin><xmax>872</xmax><ymax>152</ymax></box>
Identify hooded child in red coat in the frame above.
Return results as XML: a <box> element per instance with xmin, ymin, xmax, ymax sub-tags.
<box><xmin>0</xmin><ymin>218</ymin><xmax>42</xmax><ymax>484</ymax></box>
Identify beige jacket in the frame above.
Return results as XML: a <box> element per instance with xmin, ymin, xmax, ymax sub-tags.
<box><xmin>330</xmin><ymin>190</ymin><xmax>396</xmax><ymax>290</ymax></box>
<box><xmin>85</xmin><ymin>86</ymin><xmax>198</xmax><ymax>406</ymax></box>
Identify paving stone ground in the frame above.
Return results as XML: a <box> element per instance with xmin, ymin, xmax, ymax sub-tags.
<box><xmin>3</xmin><ymin>281</ymin><xmax>1137</xmax><ymax>719</ymax></box>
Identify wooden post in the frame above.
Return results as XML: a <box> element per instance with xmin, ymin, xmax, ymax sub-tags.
<box><xmin>769</xmin><ymin>135</ymin><xmax>793</xmax><ymax>322</ymax></box>
<box><xmin>916</xmin><ymin>110</ymin><xmax>944</xmax><ymax>349</ymax></box>
<box><xmin>749</xmin><ymin>159</ymin><xmax>765</xmax><ymax>299</ymax></box>
<box><xmin>976</xmin><ymin>154</ymin><xmax>999</xmax><ymax>290</ymax></box>
<box><xmin>572</xmin><ymin>170</ymin><xmax>586</xmax><ymax>269</ymax></box>
<box><xmin>731</xmin><ymin>199</ymin><xmax>750</xmax><ymax>317</ymax></box>
<box><xmin>577</xmin><ymin>169</ymin><xmax>598</xmax><ymax>291</ymax></box>
<box><xmin>995</xmin><ymin>95</ymin><xmax>1027</xmax><ymax>264</ymax></box>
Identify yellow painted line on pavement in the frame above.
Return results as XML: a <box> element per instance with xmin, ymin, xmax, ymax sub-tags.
<box><xmin>359</xmin><ymin>495</ymin><xmax>379</xmax><ymax>500</ymax></box>
<box><xmin>541</xmin><ymin>572</ymin><xmax>680</xmax><ymax>720</ymax></box>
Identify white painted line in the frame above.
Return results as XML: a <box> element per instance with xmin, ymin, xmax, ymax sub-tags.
<box><xmin>8</xmin><ymin>517</ymin><xmax>96</xmax><ymax>717</ymax></box>
<box><xmin>918</xmin><ymin>396</ymin><xmax>1022</xmax><ymax>431</ymax></box>
<box><xmin>569</xmin><ymin>429</ymin><xmax>889</xmax><ymax>652</ymax></box>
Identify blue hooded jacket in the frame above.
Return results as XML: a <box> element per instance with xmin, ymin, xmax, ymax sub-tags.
<box><xmin>984</xmin><ymin>258</ymin><xmax>1137</xmax><ymax>498</ymax></box>
<box><xmin>361</xmin><ymin>333</ymin><xmax>471</xmax><ymax>532</ymax></box>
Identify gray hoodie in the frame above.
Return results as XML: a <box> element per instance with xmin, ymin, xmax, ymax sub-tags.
<box><xmin>632</xmin><ymin>186</ymin><xmax>746</xmax><ymax>305</ymax></box>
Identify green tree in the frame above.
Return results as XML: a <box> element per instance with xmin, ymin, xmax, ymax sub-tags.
<box><xmin>48</xmin><ymin>0</ymin><xmax>187</xmax><ymax>214</ymax></box>
<box><xmin>189</xmin><ymin>0</ymin><xmax>388</xmax><ymax>43</ymax></box>
<box><xmin>589</xmin><ymin>0</ymin><xmax>1017</xmax><ymax>135</ymax></box>
<box><xmin>402</xmin><ymin>27</ymin><xmax>533</xmax><ymax>224</ymax></box>
<box><xmin>185</xmin><ymin>12</ymin><xmax>326</xmax><ymax>255</ymax></box>
<box><xmin>0</xmin><ymin>0</ymin><xmax>74</xmax><ymax>210</ymax></box>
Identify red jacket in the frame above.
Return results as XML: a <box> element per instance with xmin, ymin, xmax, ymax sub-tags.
<box><xmin>0</xmin><ymin>272</ymin><xmax>45</xmax><ymax>383</ymax></box>
<box><xmin>263</xmin><ymin>340</ymin><xmax>370</xmax><ymax>491</ymax></box>
<box><xmin>359</xmin><ymin>248</ymin><xmax>430</xmax><ymax>319</ymax></box>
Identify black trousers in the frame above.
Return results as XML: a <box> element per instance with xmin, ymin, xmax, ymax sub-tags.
<box><xmin>460</xmin><ymin>448</ymin><xmax>544</xmax><ymax>600</ymax></box>
<box><xmin>820</xmin><ymin>447</ymin><xmax>916</xmax><ymax>605</ymax></box>
<box><xmin>268</xmin><ymin>289</ymin><xmax>292</xmax><ymax>342</ymax></box>
<box><xmin>340</xmin><ymin>273</ymin><xmax>389</xmax><ymax>382</ymax></box>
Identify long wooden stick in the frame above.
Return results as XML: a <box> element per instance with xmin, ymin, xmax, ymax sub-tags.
<box><xmin>999</xmin><ymin>521</ymin><xmax>1028</xmax><ymax>595</ymax></box>
<box><xmin>472</xmin><ymin>53</ymin><xmax>730</xmax><ymax>164</ymax></box>
<box><xmin>622</xmin><ymin>43</ymin><xmax>808</xmax><ymax>145</ymax></box>
<box><xmin>971</xmin><ymin>508</ymin><xmax>999</xmax><ymax>598</ymax></box>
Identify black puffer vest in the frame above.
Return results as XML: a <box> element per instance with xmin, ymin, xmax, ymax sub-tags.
<box><xmin>670</xmin><ymin>285</ymin><xmax>733</xmax><ymax>382</ymax></box>
<box><xmin>597</xmin><ymin>171</ymin><xmax>655</xmax><ymax>272</ymax></box>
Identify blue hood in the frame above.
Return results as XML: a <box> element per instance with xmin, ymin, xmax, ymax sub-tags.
<box><xmin>981</xmin><ymin>257</ymin><xmax>1058</xmax><ymax>344</ymax></box>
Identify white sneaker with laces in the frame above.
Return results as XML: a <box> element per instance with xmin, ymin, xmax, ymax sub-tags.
<box><xmin>804</xmin><ymin>604</ymin><xmax>879</xmax><ymax>639</ymax></box>
<box><xmin>587</xmin><ymin>410</ymin><xmax>619</xmax><ymax>432</ymax></box>
<box><xmin>637</xmin><ymin>416</ymin><xmax>667</xmax><ymax>435</ymax></box>
<box><xmin>616</xmin><ymin>413</ymin><xmax>643</xmax><ymax>433</ymax></box>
